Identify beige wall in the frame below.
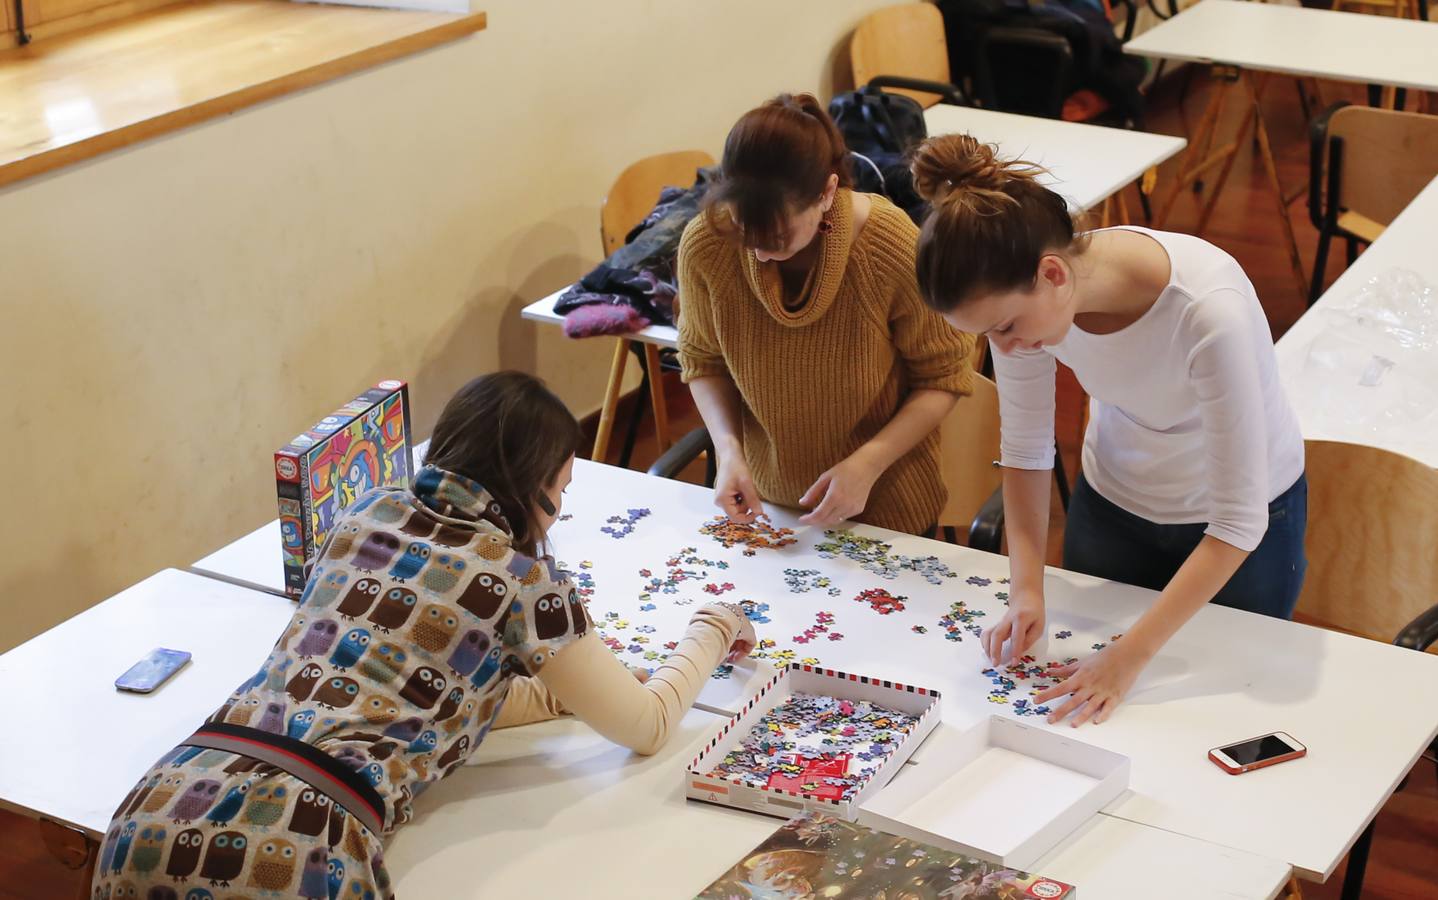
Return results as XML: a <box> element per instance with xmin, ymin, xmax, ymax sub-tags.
<box><xmin>0</xmin><ymin>0</ymin><xmax>903</xmax><ymax>651</ymax></box>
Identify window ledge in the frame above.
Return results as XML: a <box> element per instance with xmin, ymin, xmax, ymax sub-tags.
<box><xmin>0</xmin><ymin>0</ymin><xmax>486</xmax><ymax>189</ymax></box>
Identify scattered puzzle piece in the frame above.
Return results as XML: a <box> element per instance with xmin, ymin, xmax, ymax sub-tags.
<box><xmin>601</xmin><ymin>507</ymin><xmax>651</xmax><ymax>539</ymax></box>
<box><xmin>699</xmin><ymin>515</ymin><xmax>798</xmax><ymax>553</ymax></box>
<box><xmin>937</xmin><ymin>599</ymin><xmax>987</xmax><ymax>642</ymax></box>
<box><xmin>855</xmin><ymin>588</ymin><xmax>907</xmax><ymax>615</ymax></box>
<box><xmin>816</xmin><ymin>530</ymin><xmax>957</xmax><ymax>584</ymax></box>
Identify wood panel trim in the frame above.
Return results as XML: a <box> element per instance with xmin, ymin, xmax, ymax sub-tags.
<box><xmin>0</xmin><ymin>1</ymin><xmax>486</xmax><ymax>188</ymax></box>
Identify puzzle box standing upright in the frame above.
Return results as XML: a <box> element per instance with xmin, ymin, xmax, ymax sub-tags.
<box><xmin>274</xmin><ymin>380</ymin><xmax>413</xmax><ymax>597</ymax></box>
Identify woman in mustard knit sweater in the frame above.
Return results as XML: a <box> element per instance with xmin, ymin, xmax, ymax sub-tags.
<box><xmin>678</xmin><ymin>93</ymin><xmax>975</xmax><ymax>536</ymax></box>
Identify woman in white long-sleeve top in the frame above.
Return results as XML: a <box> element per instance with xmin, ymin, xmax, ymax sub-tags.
<box><xmin>909</xmin><ymin>134</ymin><xmax>1307</xmax><ymax>728</ymax></box>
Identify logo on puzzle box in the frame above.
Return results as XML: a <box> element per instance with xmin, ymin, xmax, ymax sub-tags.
<box><xmin>378</xmin><ymin>380</ymin><xmax>402</xmax><ymax>389</ymax></box>
<box><xmin>1027</xmin><ymin>880</ymin><xmax>1070</xmax><ymax>899</ymax></box>
<box><xmin>275</xmin><ymin>457</ymin><xmax>299</xmax><ymax>480</ymax></box>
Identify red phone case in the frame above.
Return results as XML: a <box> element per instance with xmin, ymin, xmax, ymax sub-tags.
<box><xmin>1208</xmin><ymin>732</ymin><xmax>1306</xmax><ymax>774</ymax></box>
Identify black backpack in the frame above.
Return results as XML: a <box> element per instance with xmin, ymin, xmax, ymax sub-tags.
<box><xmin>828</xmin><ymin>86</ymin><xmax>928</xmax><ymax>156</ymax></box>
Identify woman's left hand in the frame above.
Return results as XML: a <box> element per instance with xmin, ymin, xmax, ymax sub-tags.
<box><xmin>798</xmin><ymin>454</ymin><xmax>881</xmax><ymax>527</ymax></box>
<box><xmin>1033</xmin><ymin>641</ymin><xmax>1147</xmax><ymax>727</ymax></box>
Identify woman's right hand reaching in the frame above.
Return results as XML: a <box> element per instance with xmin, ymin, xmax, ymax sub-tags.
<box><xmin>714</xmin><ymin>455</ymin><xmax>764</xmax><ymax>524</ymax></box>
<box><xmin>981</xmin><ymin>586</ymin><xmax>1046</xmax><ymax>666</ymax></box>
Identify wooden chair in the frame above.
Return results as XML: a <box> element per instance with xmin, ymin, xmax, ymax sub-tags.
<box><xmin>1296</xmin><ymin>439</ymin><xmax>1438</xmax><ymax>899</ymax></box>
<box><xmin>1297</xmin><ymin>440</ymin><xmax>1438</xmax><ymax>649</ymax></box>
<box><xmin>1332</xmin><ymin>0</ymin><xmax>1428</xmax><ymax>22</ymax></box>
<box><xmin>850</xmin><ymin>3</ymin><xmax>968</xmax><ymax>108</ymax></box>
<box><xmin>936</xmin><ymin>373</ymin><xmax>1004</xmax><ymax>550</ymax></box>
<box><xmin>1307</xmin><ymin>103</ymin><xmax>1438</xmax><ymax>304</ymax></box>
<box><xmin>591</xmin><ymin>149</ymin><xmax>715</xmax><ymax>465</ymax></box>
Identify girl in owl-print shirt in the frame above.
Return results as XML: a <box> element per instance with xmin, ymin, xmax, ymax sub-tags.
<box><xmin>93</xmin><ymin>372</ymin><xmax>755</xmax><ymax>900</ymax></box>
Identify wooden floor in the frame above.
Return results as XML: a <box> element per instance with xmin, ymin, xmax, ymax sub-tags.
<box><xmin>6</xmin><ymin>67</ymin><xmax>1436</xmax><ymax>899</ymax></box>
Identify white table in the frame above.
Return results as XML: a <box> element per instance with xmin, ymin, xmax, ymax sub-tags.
<box><xmin>190</xmin><ymin>440</ymin><xmax>433</xmax><ymax>597</ymax></box>
<box><xmin>191</xmin><ymin>519</ymin><xmax>289</xmax><ymax>596</ymax></box>
<box><xmin>0</xmin><ymin>508</ymin><xmax>1290</xmax><ymax>898</ymax></box>
<box><xmin>0</xmin><ymin>570</ymin><xmax>294</xmax><ymax>838</ymax></box>
<box><xmin>388</xmin><ymin>711</ymin><xmax>1292</xmax><ymax>900</ymax></box>
<box><xmin>921</xmin><ymin>104</ymin><xmax>1186</xmax><ymax>216</ymax></box>
<box><xmin>186</xmin><ymin>457</ymin><xmax>1438</xmax><ymax>883</ymax></box>
<box><xmin>540</xmin><ymin>461</ymin><xmax>1438</xmax><ymax>883</ymax></box>
<box><xmin>1276</xmin><ymin>175</ymin><xmax>1438</xmax><ymax>467</ymax></box>
<box><xmin>1126</xmin><ymin>0</ymin><xmax>1438</xmax><ymax>302</ymax></box>
<box><xmin>1126</xmin><ymin>0</ymin><xmax>1438</xmax><ymax>95</ymax></box>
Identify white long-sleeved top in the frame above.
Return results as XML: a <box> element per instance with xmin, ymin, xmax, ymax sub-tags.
<box><xmin>993</xmin><ymin>227</ymin><xmax>1304</xmax><ymax>552</ymax></box>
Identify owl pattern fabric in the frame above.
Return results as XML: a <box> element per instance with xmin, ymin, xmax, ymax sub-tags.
<box><xmin>92</xmin><ymin>467</ymin><xmax>591</xmax><ymax>899</ymax></box>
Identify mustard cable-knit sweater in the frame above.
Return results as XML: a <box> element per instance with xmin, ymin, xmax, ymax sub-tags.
<box><xmin>677</xmin><ymin>189</ymin><xmax>975</xmax><ymax>535</ymax></box>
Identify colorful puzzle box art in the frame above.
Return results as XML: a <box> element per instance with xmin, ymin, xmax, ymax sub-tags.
<box><xmin>274</xmin><ymin>380</ymin><xmax>414</xmax><ymax>597</ymax></box>
<box><xmin>695</xmin><ymin>811</ymin><xmax>1075</xmax><ymax>899</ymax></box>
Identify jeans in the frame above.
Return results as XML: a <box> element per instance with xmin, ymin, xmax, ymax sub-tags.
<box><xmin>1062</xmin><ymin>472</ymin><xmax>1309</xmax><ymax>620</ymax></box>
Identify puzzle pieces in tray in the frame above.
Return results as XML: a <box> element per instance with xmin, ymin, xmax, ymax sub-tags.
<box><xmin>703</xmin><ymin>692</ymin><xmax>921</xmax><ymax>801</ymax></box>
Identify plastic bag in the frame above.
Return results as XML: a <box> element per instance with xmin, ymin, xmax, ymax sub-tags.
<box><xmin>1301</xmin><ymin>268</ymin><xmax>1438</xmax><ymax>442</ymax></box>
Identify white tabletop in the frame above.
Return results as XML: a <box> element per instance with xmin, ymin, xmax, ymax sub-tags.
<box><xmin>521</xmin><ymin>287</ymin><xmax>680</xmax><ymax>349</ymax></box>
<box><xmin>387</xmin><ymin>711</ymin><xmax>1291</xmax><ymax>899</ymax></box>
<box><xmin>160</xmin><ymin>458</ymin><xmax>1438</xmax><ymax>881</ymax></box>
<box><xmin>1032</xmin><ymin>815</ymin><xmax>1289</xmax><ymax>900</ymax></box>
<box><xmin>522</xmin><ymin>106</ymin><xmax>1185</xmax><ymax>345</ymax></box>
<box><xmin>1125</xmin><ymin>0</ymin><xmax>1438</xmax><ymax>93</ymax></box>
<box><xmin>0</xmin><ymin>570</ymin><xmax>295</xmax><ymax>838</ymax></box>
<box><xmin>0</xmin><ymin>562</ymin><xmax>1288</xmax><ymax>898</ymax></box>
<box><xmin>191</xmin><ymin>519</ymin><xmax>289</xmax><ymax>596</ymax></box>
<box><xmin>921</xmin><ymin>105</ymin><xmax>1187</xmax><ymax>215</ymax></box>
<box><xmin>1276</xmin><ymin>176</ymin><xmax>1438</xmax><ymax>467</ymax></box>
<box><xmin>522</xmin><ymin>459</ymin><xmax>1437</xmax><ymax>882</ymax></box>
<box><xmin>192</xmin><ymin>441</ymin><xmax>435</xmax><ymax>596</ymax></box>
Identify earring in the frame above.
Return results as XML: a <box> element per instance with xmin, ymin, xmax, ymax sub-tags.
<box><xmin>817</xmin><ymin>213</ymin><xmax>833</xmax><ymax>235</ymax></box>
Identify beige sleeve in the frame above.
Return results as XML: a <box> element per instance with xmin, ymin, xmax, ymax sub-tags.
<box><xmin>492</xmin><ymin>677</ymin><xmax>568</xmax><ymax>729</ymax></box>
<box><xmin>535</xmin><ymin>603</ymin><xmax>745</xmax><ymax>755</ymax></box>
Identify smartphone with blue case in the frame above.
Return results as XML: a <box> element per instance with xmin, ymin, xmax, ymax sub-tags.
<box><xmin>115</xmin><ymin>648</ymin><xmax>192</xmax><ymax>693</ymax></box>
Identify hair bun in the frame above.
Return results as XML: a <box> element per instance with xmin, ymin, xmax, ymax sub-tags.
<box><xmin>911</xmin><ymin>134</ymin><xmax>1039</xmax><ymax>204</ymax></box>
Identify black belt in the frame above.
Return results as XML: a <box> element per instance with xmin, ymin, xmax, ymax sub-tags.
<box><xmin>182</xmin><ymin>722</ymin><xmax>385</xmax><ymax>836</ymax></box>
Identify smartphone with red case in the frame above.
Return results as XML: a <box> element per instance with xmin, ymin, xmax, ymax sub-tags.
<box><xmin>1208</xmin><ymin>731</ymin><xmax>1306</xmax><ymax>774</ymax></box>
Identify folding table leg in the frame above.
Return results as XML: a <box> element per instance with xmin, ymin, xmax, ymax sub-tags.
<box><xmin>1196</xmin><ymin>100</ymin><xmax>1255</xmax><ymax>235</ymax></box>
<box><xmin>643</xmin><ymin>343</ymin><xmax>671</xmax><ymax>452</ymax></box>
<box><xmin>1243</xmin><ymin>70</ymin><xmax>1310</xmax><ymax>301</ymax></box>
<box><xmin>1340</xmin><ymin>819</ymin><xmax>1376</xmax><ymax>900</ymax></box>
<box><xmin>1157</xmin><ymin>68</ymin><xmax>1233</xmax><ymax>227</ymax></box>
<box><xmin>593</xmin><ymin>337</ymin><xmax>629</xmax><ymax>463</ymax></box>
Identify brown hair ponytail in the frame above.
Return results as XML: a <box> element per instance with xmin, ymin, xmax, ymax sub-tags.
<box><xmin>703</xmin><ymin>92</ymin><xmax>854</xmax><ymax>252</ymax></box>
<box><xmin>912</xmin><ymin>134</ymin><xmax>1084</xmax><ymax>312</ymax></box>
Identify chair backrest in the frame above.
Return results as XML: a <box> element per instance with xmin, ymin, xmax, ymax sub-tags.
<box><xmin>936</xmin><ymin>373</ymin><xmax>1002</xmax><ymax>531</ymax></box>
<box><xmin>850</xmin><ymin>3</ymin><xmax>951</xmax><ymax>108</ymax></box>
<box><xmin>1331</xmin><ymin>0</ymin><xmax>1416</xmax><ymax>18</ymax></box>
<box><xmin>1325</xmin><ymin>105</ymin><xmax>1438</xmax><ymax>230</ymax></box>
<box><xmin>1298</xmin><ymin>440</ymin><xmax>1438</xmax><ymax>651</ymax></box>
<box><xmin>600</xmin><ymin>150</ymin><xmax>716</xmax><ymax>256</ymax></box>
